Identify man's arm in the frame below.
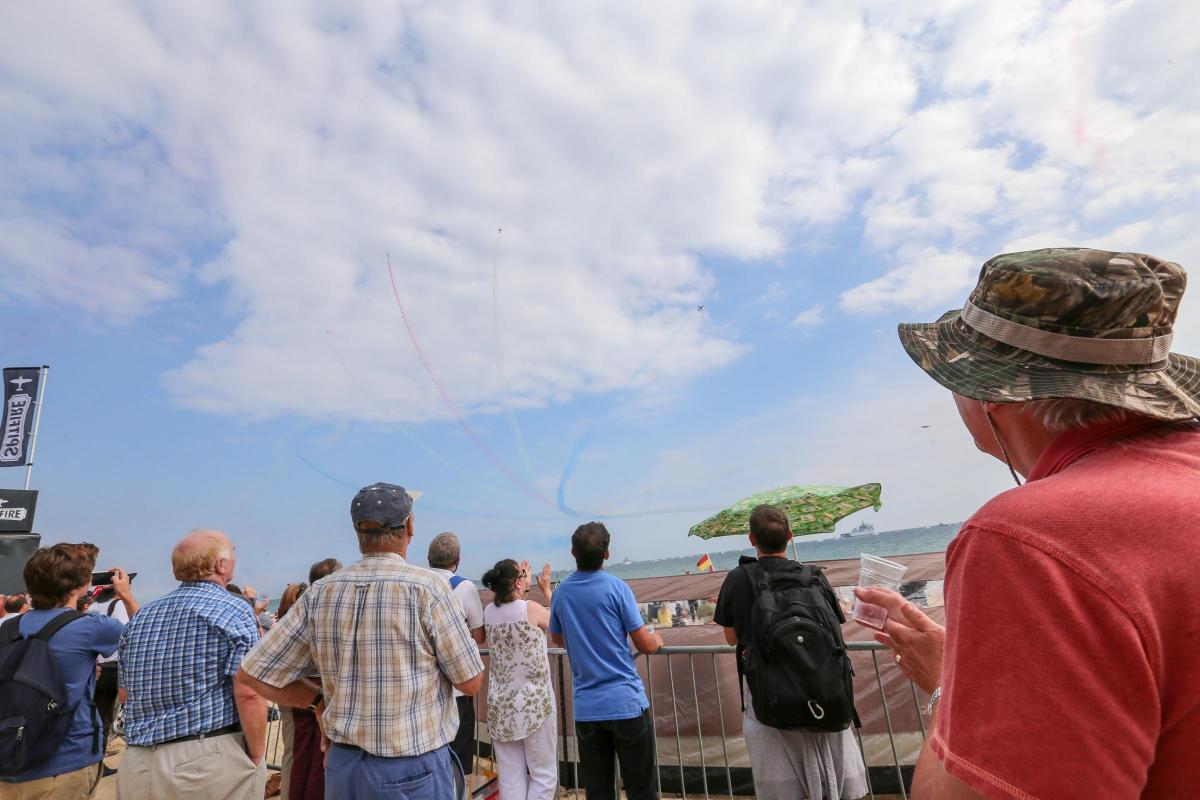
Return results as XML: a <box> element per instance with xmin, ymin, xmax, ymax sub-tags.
<box><xmin>236</xmin><ymin>669</ymin><xmax>321</xmax><ymax>709</ymax></box>
<box><xmin>233</xmin><ymin>672</ymin><xmax>269</xmax><ymax>765</ymax></box>
<box><xmin>722</xmin><ymin>626</ymin><xmax>737</xmax><ymax>646</ymax></box>
<box><xmin>454</xmin><ymin>672</ymin><xmax>483</xmax><ymax>695</ymax></box>
<box><xmin>629</xmin><ymin>625</ymin><xmax>663</xmax><ymax>654</ymax></box>
<box><xmin>471</xmin><ymin>626</ymin><xmax>485</xmax><ymax>645</ymax></box>
<box><xmin>110</xmin><ymin>568</ymin><xmax>139</xmax><ymax>618</ymax></box>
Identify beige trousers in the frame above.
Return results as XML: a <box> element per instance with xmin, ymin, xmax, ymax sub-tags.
<box><xmin>116</xmin><ymin>732</ymin><xmax>266</xmax><ymax>800</ymax></box>
<box><xmin>0</xmin><ymin>763</ymin><xmax>102</xmax><ymax>800</ymax></box>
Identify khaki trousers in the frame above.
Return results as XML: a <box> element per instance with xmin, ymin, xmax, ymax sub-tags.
<box><xmin>116</xmin><ymin>732</ymin><xmax>266</xmax><ymax>800</ymax></box>
<box><xmin>0</xmin><ymin>763</ymin><xmax>102</xmax><ymax>800</ymax></box>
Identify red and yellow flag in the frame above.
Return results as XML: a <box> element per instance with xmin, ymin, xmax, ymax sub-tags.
<box><xmin>696</xmin><ymin>553</ymin><xmax>714</xmax><ymax>573</ymax></box>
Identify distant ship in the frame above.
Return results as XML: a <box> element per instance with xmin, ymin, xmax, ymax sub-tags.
<box><xmin>839</xmin><ymin>521</ymin><xmax>876</xmax><ymax>538</ymax></box>
<box><xmin>620</xmin><ymin>556</ymin><xmax>633</xmax><ymax>565</ymax></box>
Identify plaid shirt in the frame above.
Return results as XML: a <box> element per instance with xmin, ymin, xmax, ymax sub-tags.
<box><xmin>240</xmin><ymin>553</ymin><xmax>484</xmax><ymax>757</ymax></box>
<box><xmin>118</xmin><ymin>581</ymin><xmax>259</xmax><ymax>746</ymax></box>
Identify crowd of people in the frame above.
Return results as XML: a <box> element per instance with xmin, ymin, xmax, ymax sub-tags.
<box><xmin>1</xmin><ymin>248</ymin><xmax>1199</xmax><ymax>800</ymax></box>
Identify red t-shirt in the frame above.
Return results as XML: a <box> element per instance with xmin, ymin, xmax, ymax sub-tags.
<box><xmin>931</xmin><ymin>419</ymin><xmax>1200</xmax><ymax>799</ymax></box>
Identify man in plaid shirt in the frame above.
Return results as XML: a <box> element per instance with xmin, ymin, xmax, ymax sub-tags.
<box><xmin>239</xmin><ymin>483</ymin><xmax>484</xmax><ymax>799</ymax></box>
<box><xmin>117</xmin><ymin>529</ymin><xmax>267</xmax><ymax>799</ymax></box>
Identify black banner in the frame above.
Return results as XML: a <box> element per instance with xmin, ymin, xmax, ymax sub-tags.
<box><xmin>1</xmin><ymin>367</ymin><xmax>40</xmax><ymax>467</ymax></box>
<box><xmin>0</xmin><ymin>489</ymin><xmax>37</xmax><ymax>533</ymax></box>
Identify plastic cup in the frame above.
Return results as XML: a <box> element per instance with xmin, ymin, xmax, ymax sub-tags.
<box><xmin>852</xmin><ymin>553</ymin><xmax>907</xmax><ymax>629</ymax></box>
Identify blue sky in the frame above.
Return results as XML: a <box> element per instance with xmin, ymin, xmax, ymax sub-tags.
<box><xmin>3</xmin><ymin>1</ymin><xmax>1198</xmax><ymax>600</ymax></box>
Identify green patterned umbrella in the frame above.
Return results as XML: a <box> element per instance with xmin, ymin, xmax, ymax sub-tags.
<box><xmin>687</xmin><ymin>483</ymin><xmax>882</xmax><ymax>540</ymax></box>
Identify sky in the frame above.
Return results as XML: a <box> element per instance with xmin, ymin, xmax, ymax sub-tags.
<box><xmin>2</xmin><ymin>1</ymin><xmax>1199</xmax><ymax>600</ymax></box>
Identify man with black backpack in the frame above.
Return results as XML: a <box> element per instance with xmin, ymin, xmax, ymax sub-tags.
<box><xmin>713</xmin><ymin>505</ymin><xmax>867</xmax><ymax>800</ymax></box>
<box><xmin>0</xmin><ymin>543</ymin><xmax>136</xmax><ymax>799</ymax></box>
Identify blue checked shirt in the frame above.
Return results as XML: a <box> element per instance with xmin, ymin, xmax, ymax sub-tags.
<box><xmin>118</xmin><ymin>581</ymin><xmax>259</xmax><ymax>746</ymax></box>
<box><xmin>240</xmin><ymin>553</ymin><xmax>484</xmax><ymax>757</ymax></box>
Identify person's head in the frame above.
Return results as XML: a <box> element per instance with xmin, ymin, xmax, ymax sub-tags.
<box><xmin>571</xmin><ymin>522</ymin><xmax>610</xmax><ymax>571</ymax></box>
<box><xmin>481</xmin><ymin>559</ymin><xmax>521</xmax><ymax>606</ymax></box>
<box><xmin>427</xmin><ymin>532</ymin><xmax>461</xmax><ymax>571</ymax></box>
<box><xmin>76</xmin><ymin>595</ymin><xmax>95</xmax><ymax>612</ymax></box>
<box><xmin>748</xmin><ymin>504</ymin><xmax>791</xmax><ymax>556</ymax></box>
<box><xmin>350</xmin><ymin>483</ymin><xmax>417</xmax><ymax>556</ymax></box>
<box><xmin>308</xmin><ymin>558</ymin><xmax>342</xmax><ymax>584</ymax></box>
<box><xmin>23</xmin><ymin>542</ymin><xmax>99</xmax><ymax>610</ymax></box>
<box><xmin>277</xmin><ymin>582</ymin><xmax>307</xmax><ymax>618</ymax></box>
<box><xmin>899</xmin><ymin>249</ymin><xmax>1199</xmax><ymax>478</ymax></box>
<box><xmin>172</xmin><ymin>529</ymin><xmax>236</xmax><ymax>586</ymax></box>
<box><xmin>3</xmin><ymin>593</ymin><xmax>28</xmax><ymax>614</ymax></box>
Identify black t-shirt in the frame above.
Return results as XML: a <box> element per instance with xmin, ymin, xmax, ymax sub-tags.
<box><xmin>713</xmin><ymin>556</ymin><xmax>799</xmax><ymax>659</ymax></box>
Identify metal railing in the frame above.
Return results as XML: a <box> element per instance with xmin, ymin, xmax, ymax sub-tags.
<box><xmin>261</xmin><ymin>641</ymin><xmax>927</xmax><ymax>799</ymax></box>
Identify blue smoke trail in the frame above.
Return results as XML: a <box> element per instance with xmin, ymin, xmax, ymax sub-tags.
<box><xmin>556</xmin><ymin>310</ymin><xmax>700</xmax><ymax>517</ymax></box>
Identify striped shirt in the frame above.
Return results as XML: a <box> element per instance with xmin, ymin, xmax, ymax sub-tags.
<box><xmin>118</xmin><ymin>581</ymin><xmax>259</xmax><ymax>746</ymax></box>
<box><xmin>240</xmin><ymin>553</ymin><xmax>484</xmax><ymax>757</ymax></box>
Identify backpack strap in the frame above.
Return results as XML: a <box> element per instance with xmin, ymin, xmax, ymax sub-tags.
<box><xmin>32</xmin><ymin>610</ymin><xmax>86</xmax><ymax>641</ymax></box>
<box><xmin>106</xmin><ymin>599</ymin><xmax>120</xmax><ymax>617</ymax></box>
<box><xmin>448</xmin><ymin>575</ymin><xmax>466</xmax><ymax>590</ymax></box>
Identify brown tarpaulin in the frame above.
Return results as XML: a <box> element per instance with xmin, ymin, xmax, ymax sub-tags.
<box><xmin>476</xmin><ymin>552</ymin><xmax>946</xmax><ymax>767</ymax></box>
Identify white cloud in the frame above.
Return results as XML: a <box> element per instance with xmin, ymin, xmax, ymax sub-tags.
<box><xmin>791</xmin><ymin>304</ymin><xmax>825</xmax><ymax>328</ymax></box>
<box><xmin>2</xmin><ymin>0</ymin><xmax>1198</xmax><ymax>420</ymax></box>
<box><xmin>840</xmin><ymin>249</ymin><xmax>976</xmax><ymax>314</ymax></box>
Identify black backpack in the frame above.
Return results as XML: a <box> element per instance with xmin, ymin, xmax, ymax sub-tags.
<box><xmin>738</xmin><ymin>561</ymin><xmax>858</xmax><ymax>732</ymax></box>
<box><xmin>0</xmin><ymin>611</ymin><xmax>93</xmax><ymax>775</ymax></box>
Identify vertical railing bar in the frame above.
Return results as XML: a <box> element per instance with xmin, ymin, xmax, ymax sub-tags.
<box><xmin>667</xmin><ymin>654</ymin><xmax>686</xmax><ymax>799</ymax></box>
<box><xmin>710</xmin><ymin>653</ymin><xmax>733</xmax><ymax>800</ymax></box>
<box><xmin>646</xmin><ymin>652</ymin><xmax>661</xmax><ymax>799</ymax></box>
<box><xmin>871</xmin><ymin>650</ymin><xmax>907</xmax><ymax>800</ymax></box>
<box><xmin>908</xmin><ymin>680</ymin><xmax>927</xmax><ymax>739</ymax></box>
<box><xmin>556</xmin><ymin>653</ymin><xmax>566</xmax><ymax>799</ymax></box>
<box><xmin>853</xmin><ymin>715</ymin><xmax>875</xmax><ymax>800</ymax></box>
<box><xmin>689</xmin><ymin>654</ymin><xmax>709</xmax><ymax>799</ymax></box>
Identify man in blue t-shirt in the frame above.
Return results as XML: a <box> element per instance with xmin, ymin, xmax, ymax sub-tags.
<box><xmin>549</xmin><ymin>522</ymin><xmax>663</xmax><ymax>800</ymax></box>
<box><xmin>0</xmin><ymin>542</ymin><xmax>137</xmax><ymax>797</ymax></box>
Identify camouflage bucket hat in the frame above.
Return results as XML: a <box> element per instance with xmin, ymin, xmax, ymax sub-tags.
<box><xmin>898</xmin><ymin>248</ymin><xmax>1200</xmax><ymax>420</ymax></box>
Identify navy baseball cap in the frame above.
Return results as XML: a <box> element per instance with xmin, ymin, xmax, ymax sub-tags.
<box><xmin>350</xmin><ymin>483</ymin><xmax>421</xmax><ymax>531</ymax></box>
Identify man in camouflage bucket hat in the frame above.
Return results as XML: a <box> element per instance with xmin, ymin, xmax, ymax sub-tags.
<box><xmin>854</xmin><ymin>248</ymin><xmax>1200</xmax><ymax>799</ymax></box>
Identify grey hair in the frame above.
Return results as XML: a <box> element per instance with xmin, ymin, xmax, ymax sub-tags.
<box><xmin>427</xmin><ymin>532</ymin><xmax>461</xmax><ymax>569</ymax></box>
<box><xmin>357</xmin><ymin>528</ymin><xmax>409</xmax><ymax>553</ymax></box>
<box><xmin>1021</xmin><ymin>399</ymin><xmax>1148</xmax><ymax>432</ymax></box>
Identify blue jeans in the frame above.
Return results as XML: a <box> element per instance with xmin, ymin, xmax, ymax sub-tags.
<box><xmin>325</xmin><ymin>743</ymin><xmax>462</xmax><ymax>799</ymax></box>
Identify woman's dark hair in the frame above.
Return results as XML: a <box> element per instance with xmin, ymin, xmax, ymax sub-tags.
<box><xmin>482</xmin><ymin>559</ymin><xmax>520</xmax><ymax>606</ymax></box>
<box><xmin>277</xmin><ymin>582</ymin><xmax>308</xmax><ymax>618</ymax></box>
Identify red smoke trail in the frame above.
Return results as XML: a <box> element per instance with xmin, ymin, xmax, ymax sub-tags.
<box><xmin>387</xmin><ymin>255</ymin><xmax>555</xmax><ymax>509</ymax></box>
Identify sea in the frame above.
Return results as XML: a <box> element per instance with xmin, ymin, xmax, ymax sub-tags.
<box><xmin>555</xmin><ymin>522</ymin><xmax>962</xmax><ymax>581</ymax></box>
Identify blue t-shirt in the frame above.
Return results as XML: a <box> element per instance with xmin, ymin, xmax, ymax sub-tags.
<box><xmin>1</xmin><ymin>608</ymin><xmax>124</xmax><ymax>782</ymax></box>
<box><xmin>549</xmin><ymin>570</ymin><xmax>648</xmax><ymax>722</ymax></box>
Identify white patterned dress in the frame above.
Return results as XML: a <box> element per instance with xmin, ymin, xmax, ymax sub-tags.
<box><xmin>484</xmin><ymin>599</ymin><xmax>555</xmax><ymax>742</ymax></box>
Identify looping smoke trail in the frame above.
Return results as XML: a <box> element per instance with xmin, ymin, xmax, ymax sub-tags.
<box><xmin>294</xmin><ymin>450</ymin><xmax>561</xmax><ymax>522</ymax></box>
<box><xmin>386</xmin><ymin>254</ymin><xmax>555</xmax><ymax>508</ymax></box>
<box><xmin>325</xmin><ymin>329</ymin><xmax>502</xmax><ymax>496</ymax></box>
<box><xmin>556</xmin><ymin>308</ymin><xmax>702</xmax><ymax>518</ymax></box>
<box><xmin>491</xmin><ymin>226</ymin><xmax>539</xmax><ymax>480</ymax></box>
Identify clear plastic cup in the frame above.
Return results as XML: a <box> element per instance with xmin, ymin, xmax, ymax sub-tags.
<box><xmin>852</xmin><ymin>553</ymin><xmax>907</xmax><ymax>629</ymax></box>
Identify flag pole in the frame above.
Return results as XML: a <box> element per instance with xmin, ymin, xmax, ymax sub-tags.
<box><xmin>23</xmin><ymin>365</ymin><xmax>49</xmax><ymax>491</ymax></box>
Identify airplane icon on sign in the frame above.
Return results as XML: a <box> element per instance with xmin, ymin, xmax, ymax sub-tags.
<box><xmin>9</xmin><ymin>376</ymin><xmax>32</xmax><ymax>392</ymax></box>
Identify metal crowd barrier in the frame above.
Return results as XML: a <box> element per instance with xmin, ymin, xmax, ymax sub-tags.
<box><xmin>261</xmin><ymin>642</ymin><xmax>927</xmax><ymax>799</ymax></box>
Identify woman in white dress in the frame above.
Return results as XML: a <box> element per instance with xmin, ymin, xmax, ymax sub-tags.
<box><xmin>481</xmin><ymin>559</ymin><xmax>556</xmax><ymax>800</ymax></box>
